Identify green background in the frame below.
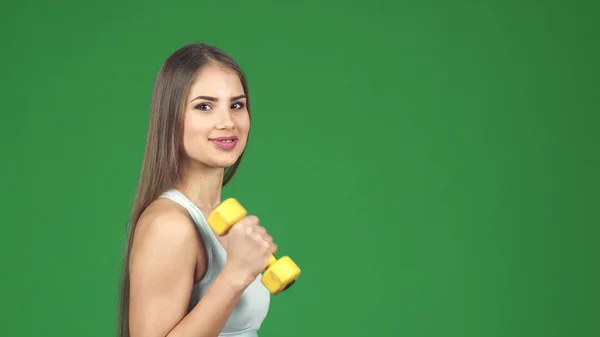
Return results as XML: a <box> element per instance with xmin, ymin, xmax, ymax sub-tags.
<box><xmin>1</xmin><ymin>0</ymin><xmax>598</xmax><ymax>336</ymax></box>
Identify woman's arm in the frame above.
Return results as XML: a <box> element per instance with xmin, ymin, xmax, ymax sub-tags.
<box><xmin>128</xmin><ymin>204</ymin><xmax>248</xmax><ymax>337</ymax></box>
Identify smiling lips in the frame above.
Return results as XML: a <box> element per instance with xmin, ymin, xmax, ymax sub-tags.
<box><xmin>209</xmin><ymin>136</ymin><xmax>238</xmax><ymax>150</ymax></box>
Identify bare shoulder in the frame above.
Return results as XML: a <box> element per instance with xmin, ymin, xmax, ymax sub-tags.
<box><xmin>129</xmin><ymin>198</ymin><xmax>202</xmax><ymax>272</ymax></box>
<box><xmin>135</xmin><ymin>198</ymin><xmax>198</xmax><ymax>245</ymax></box>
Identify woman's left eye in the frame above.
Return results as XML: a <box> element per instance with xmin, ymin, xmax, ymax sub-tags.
<box><xmin>232</xmin><ymin>102</ymin><xmax>245</xmax><ymax>109</ymax></box>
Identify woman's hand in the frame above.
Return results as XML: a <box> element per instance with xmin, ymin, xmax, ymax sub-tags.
<box><xmin>222</xmin><ymin>215</ymin><xmax>277</xmax><ymax>286</ymax></box>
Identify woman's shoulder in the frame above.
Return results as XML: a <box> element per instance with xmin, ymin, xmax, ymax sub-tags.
<box><xmin>132</xmin><ymin>198</ymin><xmax>201</xmax><ymax>256</ymax></box>
<box><xmin>128</xmin><ymin>197</ymin><xmax>205</xmax><ymax>293</ymax></box>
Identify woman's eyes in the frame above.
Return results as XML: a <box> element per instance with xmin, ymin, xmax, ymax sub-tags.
<box><xmin>194</xmin><ymin>102</ymin><xmax>245</xmax><ymax>111</ymax></box>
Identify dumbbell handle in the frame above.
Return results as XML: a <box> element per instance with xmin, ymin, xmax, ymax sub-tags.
<box><xmin>267</xmin><ymin>255</ymin><xmax>276</xmax><ymax>268</ymax></box>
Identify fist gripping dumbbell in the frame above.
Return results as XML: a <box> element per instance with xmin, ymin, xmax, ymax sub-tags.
<box><xmin>207</xmin><ymin>198</ymin><xmax>301</xmax><ymax>294</ymax></box>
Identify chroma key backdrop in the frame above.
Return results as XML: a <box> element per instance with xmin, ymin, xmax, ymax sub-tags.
<box><xmin>1</xmin><ymin>0</ymin><xmax>598</xmax><ymax>337</ymax></box>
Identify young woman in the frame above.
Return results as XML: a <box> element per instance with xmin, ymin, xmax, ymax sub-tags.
<box><xmin>117</xmin><ymin>43</ymin><xmax>277</xmax><ymax>337</ymax></box>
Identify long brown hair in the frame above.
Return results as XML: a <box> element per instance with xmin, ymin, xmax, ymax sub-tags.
<box><xmin>117</xmin><ymin>43</ymin><xmax>251</xmax><ymax>337</ymax></box>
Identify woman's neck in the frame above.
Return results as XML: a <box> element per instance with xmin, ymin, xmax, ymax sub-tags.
<box><xmin>175</xmin><ymin>164</ymin><xmax>225</xmax><ymax>217</ymax></box>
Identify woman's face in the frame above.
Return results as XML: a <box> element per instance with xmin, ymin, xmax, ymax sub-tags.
<box><xmin>181</xmin><ymin>63</ymin><xmax>250</xmax><ymax>170</ymax></box>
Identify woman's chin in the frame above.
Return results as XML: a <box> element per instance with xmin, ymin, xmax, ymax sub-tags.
<box><xmin>211</xmin><ymin>156</ymin><xmax>241</xmax><ymax>169</ymax></box>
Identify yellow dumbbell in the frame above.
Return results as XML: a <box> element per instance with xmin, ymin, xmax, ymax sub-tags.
<box><xmin>207</xmin><ymin>198</ymin><xmax>301</xmax><ymax>294</ymax></box>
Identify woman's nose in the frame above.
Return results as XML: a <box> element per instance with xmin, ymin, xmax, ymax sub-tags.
<box><xmin>215</xmin><ymin>110</ymin><xmax>235</xmax><ymax>129</ymax></box>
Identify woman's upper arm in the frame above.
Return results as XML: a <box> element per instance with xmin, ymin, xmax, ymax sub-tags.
<box><xmin>128</xmin><ymin>208</ymin><xmax>204</xmax><ymax>337</ymax></box>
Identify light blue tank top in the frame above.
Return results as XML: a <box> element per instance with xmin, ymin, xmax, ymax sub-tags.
<box><xmin>159</xmin><ymin>189</ymin><xmax>271</xmax><ymax>337</ymax></box>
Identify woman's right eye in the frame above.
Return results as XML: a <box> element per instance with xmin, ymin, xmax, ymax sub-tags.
<box><xmin>195</xmin><ymin>103</ymin><xmax>211</xmax><ymax>111</ymax></box>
